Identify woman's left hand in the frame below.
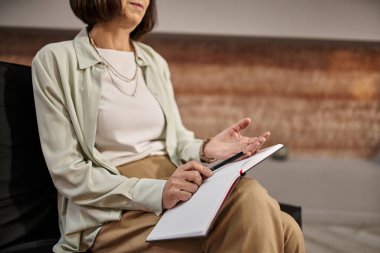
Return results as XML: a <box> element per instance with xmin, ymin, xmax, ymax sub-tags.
<box><xmin>203</xmin><ymin>118</ymin><xmax>270</xmax><ymax>160</ymax></box>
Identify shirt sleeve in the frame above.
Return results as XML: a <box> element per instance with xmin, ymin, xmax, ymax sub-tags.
<box><xmin>32</xmin><ymin>50</ymin><xmax>165</xmax><ymax>215</ymax></box>
<box><xmin>161</xmin><ymin>59</ymin><xmax>203</xmax><ymax>164</ymax></box>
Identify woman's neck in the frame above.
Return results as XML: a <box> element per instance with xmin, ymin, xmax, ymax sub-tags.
<box><xmin>90</xmin><ymin>22</ymin><xmax>134</xmax><ymax>52</ymax></box>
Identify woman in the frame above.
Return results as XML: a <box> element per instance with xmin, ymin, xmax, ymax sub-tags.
<box><xmin>32</xmin><ymin>0</ymin><xmax>305</xmax><ymax>252</ymax></box>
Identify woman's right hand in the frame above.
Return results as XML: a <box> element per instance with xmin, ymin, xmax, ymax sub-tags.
<box><xmin>162</xmin><ymin>161</ymin><xmax>213</xmax><ymax>209</ymax></box>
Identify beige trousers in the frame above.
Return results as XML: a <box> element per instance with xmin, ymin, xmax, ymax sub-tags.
<box><xmin>90</xmin><ymin>156</ymin><xmax>305</xmax><ymax>253</ymax></box>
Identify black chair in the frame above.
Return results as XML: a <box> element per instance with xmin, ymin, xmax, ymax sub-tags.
<box><xmin>0</xmin><ymin>61</ymin><xmax>301</xmax><ymax>252</ymax></box>
<box><xmin>0</xmin><ymin>61</ymin><xmax>59</xmax><ymax>252</ymax></box>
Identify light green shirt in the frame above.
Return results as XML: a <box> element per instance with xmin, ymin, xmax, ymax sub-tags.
<box><xmin>32</xmin><ymin>28</ymin><xmax>202</xmax><ymax>253</ymax></box>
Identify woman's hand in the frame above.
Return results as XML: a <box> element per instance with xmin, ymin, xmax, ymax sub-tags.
<box><xmin>203</xmin><ymin>117</ymin><xmax>270</xmax><ymax>160</ymax></box>
<box><xmin>162</xmin><ymin>161</ymin><xmax>213</xmax><ymax>210</ymax></box>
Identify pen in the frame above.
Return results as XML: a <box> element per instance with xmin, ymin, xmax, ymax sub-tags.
<box><xmin>210</xmin><ymin>151</ymin><xmax>245</xmax><ymax>172</ymax></box>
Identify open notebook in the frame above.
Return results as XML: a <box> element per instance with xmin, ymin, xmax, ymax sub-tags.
<box><xmin>146</xmin><ymin>144</ymin><xmax>284</xmax><ymax>241</ymax></box>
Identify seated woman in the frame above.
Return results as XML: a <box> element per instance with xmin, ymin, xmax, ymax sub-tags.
<box><xmin>31</xmin><ymin>0</ymin><xmax>305</xmax><ymax>252</ymax></box>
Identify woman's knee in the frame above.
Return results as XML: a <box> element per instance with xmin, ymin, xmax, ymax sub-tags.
<box><xmin>233</xmin><ymin>177</ymin><xmax>272</xmax><ymax>204</ymax></box>
<box><xmin>281</xmin><ymin>212</ymin><xmax>305</xmax><ymax>253</ymax></box>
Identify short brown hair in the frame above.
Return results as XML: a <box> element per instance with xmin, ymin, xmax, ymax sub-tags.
<box><xmin>69</xmin><ymin>0</ymin><xmax>157</xmax><ymax>40</ymax></box>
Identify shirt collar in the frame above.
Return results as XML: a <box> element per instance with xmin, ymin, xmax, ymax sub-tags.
<box><xmin>73</xmin><ymin>27</ymin><xmax>150</xmax><ymax>70</ymax></box>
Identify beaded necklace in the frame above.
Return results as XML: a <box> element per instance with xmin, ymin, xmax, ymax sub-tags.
<box><xmin>88</xmin><ymin>32</ymin><xmax>138</xmax><ymax>96</ymax></box>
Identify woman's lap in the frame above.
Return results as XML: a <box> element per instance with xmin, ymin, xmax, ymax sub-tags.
<box><xmin>90</xmin><ymin>156</ymin><xmax>304</xmax><ymax>253</ymax></box>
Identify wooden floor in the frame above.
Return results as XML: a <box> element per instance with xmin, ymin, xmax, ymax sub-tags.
<box><xmin>304</xmin><ymin>223</ymin><xmax>380</xmax><ymax>253</ymax></box>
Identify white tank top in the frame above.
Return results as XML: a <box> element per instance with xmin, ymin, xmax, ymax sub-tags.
<box><xmin>95</xmin><ymin>48</ymin><xmax>166</xmax><ymax>166</ymax></box>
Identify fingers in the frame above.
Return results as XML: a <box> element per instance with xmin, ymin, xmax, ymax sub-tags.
<box><xmin>162</xmin><ymin>184</ymin><xmax>193</xmax><ymax>209</ymax></box>
<box><xmin>230</xmin><ymin>117</ymin><xmax>251</xmax><ymax>133</ymax></box>
<box><xmin>162</xmin><ymin>161</ymin><xmax>213</xmax><ymax>209</ymax></box>
<box><xmin>179</xmin><ymin>180</ymin><xmax>200</xmax><ymax>193</ymax></box>
<box><xmin>180</xmin><ymin>169</ymin><xmax>203</xmax><ymax>186</ymax></box>
<box><xmin>257</xmin><ymin>131</ymin><xmax>270</xmax><ymax>151</ymax></box>
<box><xmin>181</xmin><ymin>161</ymin><xmax>213</xmax><ymax>178</ymax></box>
<box><xmin>177</xmin><ymin>190</ymin><xmax>192</xmax><ymax>202</ymax></box>
<box><xmin>261</xmin><ymin>131</ymin><xmax>271</xmax><ymax>139</ymax></box>
<box><xmin>242</xmin><ymin>141</ymin><xmax>260</xmax><ymax>157</ymax></box>
<box><xmin>243</xmin><ymin>131</ymin><xmax>270</xmax><ymax>156</ymax></box>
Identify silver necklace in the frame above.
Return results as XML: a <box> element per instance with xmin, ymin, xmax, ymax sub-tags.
<box><xmin>88</xmin><ymin>32</ymin><xmax>138</xmax><ymax>96</ymax></box>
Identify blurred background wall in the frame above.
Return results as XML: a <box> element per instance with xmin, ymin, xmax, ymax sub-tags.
<box><xmin>1</xmin><ymin>0</ymin><xmax>380</xmax><ymax>41</ymax></box>
<box><xmin>1</xmin><ymin>0</ymin><xmax>378</xmax><ymax>159</ymax></box>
